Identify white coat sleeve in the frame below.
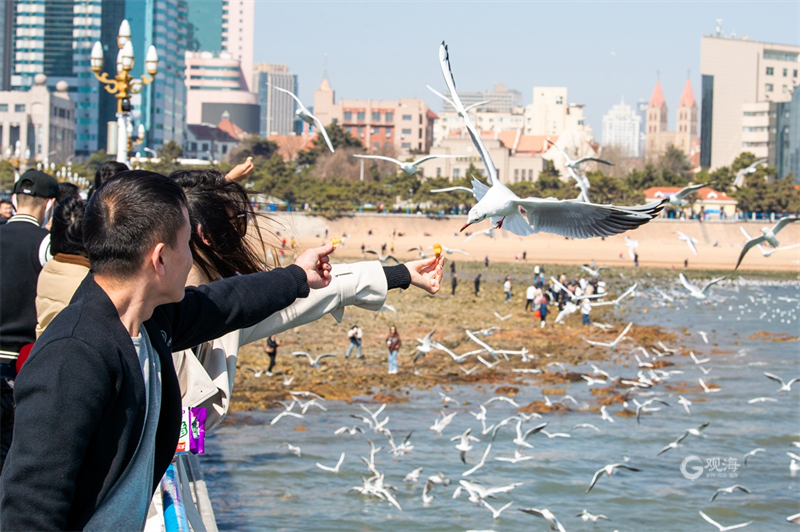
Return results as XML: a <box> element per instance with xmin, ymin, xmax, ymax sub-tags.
<box><xmin>237</xmin><ymin>261</ymin><xmax>388</xmax><ymax>347</ymax></box>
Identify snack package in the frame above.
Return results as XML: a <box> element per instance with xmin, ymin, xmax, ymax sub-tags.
<box><xmin>176</xmin><ymin>408</ymin><xmax>191</xmax><ymax>454</ymax></box>
<box><xmin>189</xmin><ymin>407</ymin><xmax>207</xmax><ymax>455</ymax></box>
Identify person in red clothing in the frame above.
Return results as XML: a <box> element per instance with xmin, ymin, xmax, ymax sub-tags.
<box><xmin>386</xmin><ymin>325</ymin><xmax>401</xmax><ymax>375</ymax></box>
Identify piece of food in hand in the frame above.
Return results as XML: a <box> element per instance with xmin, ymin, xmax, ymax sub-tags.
<box><xmin>433</xmin><ymin>244</ymin><xmax>443</xmax><ymax>257</ymax></box>
<box><xmin>330</xmin><ymin>238</ymin><xmax>342</xmax><ymax>248</ymax></box>
<box><xmin>246</xmin><ymin>156</ymin><xmax>253</xmax><ymax>162</ymax></box>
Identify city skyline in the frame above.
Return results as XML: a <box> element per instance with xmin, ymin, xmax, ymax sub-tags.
<box><xmin>252</xmin><ymin>1</ymin><xmax>799</xmax><ymax>137</ymax></box>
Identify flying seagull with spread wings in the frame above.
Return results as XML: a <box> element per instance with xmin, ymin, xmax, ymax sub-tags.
<box><xmin>353</xmin><ymin>154</ymin><xmax>463</xmax><ymax>176</ymax></box>
<box><xmin>427</xmin><ymin>42</ymin><xmax>663</xmax><ymax>238</ymax></box>
<box><xmin>735</xmin><ymin>216</ymin><xmax>800</xmax><ymax>270</ymax></box>
<box><xmin>267</xmin><ymin>82</ymin><xmax>335</xmax><ymax>153</ymax></box>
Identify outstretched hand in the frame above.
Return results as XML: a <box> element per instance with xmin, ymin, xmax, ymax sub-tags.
<box><xmin>225</xmin><ymin>158</ymin><xmax>254</xmax><ymax>181</ymax></box>
<box><xmin>406</xmin><ymin>255</ymin><xmax>444</xmax><ymax>294</ymax></box>
<box><xmin>294</xmin><ymin>243</ymin><xmax>334</xmax><ymax>289</ymax></box>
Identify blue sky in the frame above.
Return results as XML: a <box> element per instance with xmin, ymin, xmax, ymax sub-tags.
<box><xmin>253</xmin><ymin>1</ymin><xmax>800</xmax><ymax>134</ymax></box>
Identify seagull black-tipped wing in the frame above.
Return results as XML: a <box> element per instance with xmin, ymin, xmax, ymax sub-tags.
<box><xmin>516</xmin><ymin>198</ymin><xmax>662</xmax><ymax>239</ymax></box>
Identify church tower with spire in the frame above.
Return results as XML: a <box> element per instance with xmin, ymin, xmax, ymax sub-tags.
<box><xmin>645</xmin><ymin>80</ymin><xmax>668</xmax><ymax>162</ymax></box>
<box><xmin>675</xmin><ymin>78</ymin><xmax>698</xmax><ymax>154</ymax></box>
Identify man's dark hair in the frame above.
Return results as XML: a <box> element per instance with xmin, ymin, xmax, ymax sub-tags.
<box><xmin>83</xmin><ymin>170</ymin><xmax>187</xmax><ymax>278</ymax></box>
<box><xmin>57</xmin><ymin>182</ymin><xmax>81</xmax><ymax>204</ymax></box>
<box><xmin>50</xmin><ymin>197</ymin><xmax>87</xmax><ymax>256</ymax></box>
<box><xmin>91</xmin><ymin>161</ymin><xmax>129</xmax><ymax>198</ymax></box>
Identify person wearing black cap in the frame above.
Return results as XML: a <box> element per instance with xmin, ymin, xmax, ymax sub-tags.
<box><xmin>0</xmin><ymin>168</ymin><xmax>58</xmax><ymax>470</ymax></box>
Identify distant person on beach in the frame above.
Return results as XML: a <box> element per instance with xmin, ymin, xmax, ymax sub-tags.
<box><xmin>263</xmin><ymin>335</ymin><xmax>281</xmax><ymax>376</ymax></box>
<box><xmin>484</xmin><ymin>255</ymin><xmax>489</xmax><ymax>267</ymax></box>
<box><xmin>386</xmin><ymin>325</ymin><xmax>401</xmax><ymax>375</ymax></box>
<box><xmin>451</xmin><ymin>272</ymin><xmax>458</xmax><ymax>296</ymax></box>
<box><xmin>503</xmin><ymin>277</ymin><xmax>512</xmax><ymax>303</ymax></box>
<box><xmin>684</xmin><ymin>258</ymin><xmax>689</xmax><ymax>269</ymax></box>
<box><xmin>634</xmin><ymin>252</ymin><xmax>639</xmax><ymax>267</ymax></box>
<box><xmin>539</xmin><ymin>295</ymin><xmax>549</xmax><ymax>328</ymax></box>
<box><xmin>581</xmin><ymin>298</ymin><xmax>592</xmax><ymax>326</ymax></box>
<box><xmin>474</xmin><ymin>274</ymin><xmax>481</xmax><ymax>296</ymax></box>
<box><xmin>346</xmin><ymin>325</ymin><xmax>363</xmax><ymax>359</ymax></box>
<box><xmin>525</xmin><ymin>284</ymin><xmax>535</xmax><ymax>311</ymax></box>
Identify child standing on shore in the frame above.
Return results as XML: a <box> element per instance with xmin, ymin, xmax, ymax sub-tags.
<box><xmin>386</xmin><ymin>325</ymin><xmax>401</xmax><ymax>375</ymax></box>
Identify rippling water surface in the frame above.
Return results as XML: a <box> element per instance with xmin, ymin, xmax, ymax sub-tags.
<box><xmin>203</xmin><ymin>280</ymin><xmax>800</xmax><ymax>531</ymax></box>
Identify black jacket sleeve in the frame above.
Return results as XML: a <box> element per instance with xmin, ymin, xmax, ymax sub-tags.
<box><xmin>164</xmin><ymin>264</ymin><xmax>310</xmax><ymax>352</ymax></box>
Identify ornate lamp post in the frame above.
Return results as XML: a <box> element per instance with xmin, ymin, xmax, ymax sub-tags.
<box><xmin>90</xmin><ymin>20</ymin><xmax>158</xmax><ymax>164</ymax></box>
<box><xmin>5</xmin><ymin>141</ymin><xmax>31</xmax><ymax>179</ymax></box>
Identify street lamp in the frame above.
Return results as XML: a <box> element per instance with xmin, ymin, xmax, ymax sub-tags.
<box><xmin>91</xmin><ymin>20</ymin><xmax>159</xmax><ymax>164</ymax></box>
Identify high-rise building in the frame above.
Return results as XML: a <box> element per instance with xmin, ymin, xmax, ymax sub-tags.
<box><xmin>442</xmin><ymin>83</ymin><xmax>521</xmax><ymax>114</ymax></box>
<box><xmin>602</xmin><ymin>99</ymin><xmax>641</xmax><ymax>158</ymax></box>
<box><xmin>220</xmin><ymin>0</ymin><xmax>253</xmax><ymax>91</ymax></box>
<box><xmin>525</xmin><ymin>87</ymin><xmax>594</xmax><ymax>141</ymax></box>
<box><xmin>644</xmin><ymin>78</ymin><xmax>698</xmax><ymax>162</ymax></box>
<box><xmin>125</xmin><ymin>0</ymin><xmax>188</xmax><ymax>151</ymax></box>
<box><xmin>1</xmin><ymin>0</ymin><xmax>13</xmax><ymax>90</ymax></box>
<box><xmin>185</xmin><ymin>51</ymin><xmax>259</xmax><ymax>136</ymax></box>
<box><xmin>700</xmin><ymin>35</ymin><xmax>799</xmax><ymax>169</ymax></box>
<box><xmin>253</xmin><ymin>63</ymin><xmax>298</xmax><ymax>137</ymax></box>
<box><xmin>10</xmin><ymin>0</ymin><xmax>102</xmax><ymax>156</ymax></box>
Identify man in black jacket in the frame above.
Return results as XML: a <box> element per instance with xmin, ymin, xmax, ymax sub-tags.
<box><xmin>0</xmin><ymin>171</ymin><xmax>333</xmax><ymax>531</ymax></box>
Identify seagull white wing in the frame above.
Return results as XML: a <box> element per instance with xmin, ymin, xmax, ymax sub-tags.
<box><xmin>739</xmin><ymin>226</ymin><xmax>753</xmax><ymax>240</ymax></box>
<box><xmin>438</xmin><ymin>43</ymin><xmax>498</xmax><ymax>187</ymax></box>
<box><xmin>425</xmin><ymin>84</ymin><xmax>456</xmax><ymax>109</ymax></box>
<box><xmin>430</xmin><ymin>186</ymin><xmax>477</xmax><ymax>198</ymax></box>
<box><xmin>700</xmin><ymin>276</ymin><xmax>727</xmax><ymax>294</ymax></box>
<box><xmin>615</xmin><ymin>322</ymin><xmax>633</xmax><ymax>344</ymax></box>
<box><xmin>735</xmin><ymin>235</ymin><xmax>767</xmax><ymax>269</ymax></box>
<box><xmin>311</xmin><ymin>115</ymin><xmax>335</xmax><ymax>153</ymax></box>
<box><xmin>573</xmin><ymin>156</ymin><xmax>614</xmax><ymax>167</ymax></box>
<box><xmin>466</xmin><ymin>330</ymin><xmax>494</xmax><ymax>352</ymax></box>
<box><xmin>679</xmin><ymin>273</ymin><xmax>698</xmax><ymax>293</ymax></box>
<box><xmin>747</xmin><ymin>158</ymin><xmax>768</xmax><ymax>170</ymax></box>
<box><xmin>686</xmin><ymin>237</ymin><xmax>699</xmax><ymax>256</ymax></box>
<box><xmin>463</xmin><ymin>99</ymin><xmax>492</xmax><ymax>112</ymax></box>
<box><xmin>413</xmin><ymin>154</ymin><xmax>462</xmax><ymax>165</ymax></box>
<box><xmin>771</xmin><ymin>215</ymin><xmax>800</xmax><ymax>235</ymax></box>
<box><xmin>515</xmin><ymin>198</ymin><xmax>659</xmax><ymax>239</ymax></box>
<box><xmin>268</xmin><ymin>83</ymin><xmax>306</xmax><ymax>111</ymax></box>
<box><xmin>353</xmin><ymin>154</ymin><xmax>403</xmax><ymax>166</ymax></box>
<box><xmin>672</xmin><ymin>182</ymin><xmax>708</xmax><ymax>202</ymax></box>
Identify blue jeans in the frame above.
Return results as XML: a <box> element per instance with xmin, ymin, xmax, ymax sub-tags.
<box><xmin>345</xmin><ymin>341</ymin><xmax>361</xmax><ymax>359</ymax></box>
<box><xmin>582</xmin><ymin>313</ymin><xmax>591</xmax><ymax>326</ymax></box>
<box><xmin>388</xmin><ymin>350</ymin><xmax>398</xmax><ymax>373</ymax></box>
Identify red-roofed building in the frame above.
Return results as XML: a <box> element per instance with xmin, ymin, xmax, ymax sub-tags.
<box><xmin>645</xmin><ymin>78</ymin><xmax>698</xmax><ymax>163</ymax></box>
<box><xmin>268</xmin><ymin>133</ymin><xmax>319</xmax><ymax>162</ymax></box>
<box><xmin>644</xmin><ymin>186</ymin><xmax>737</xmax><ymax>218</ymax></box>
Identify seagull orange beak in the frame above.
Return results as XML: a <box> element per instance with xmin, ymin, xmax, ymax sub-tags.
<box><xmin>460</xmin><ymin>222</ymin><xmax>471</xmax><ymax>232</ymax></box>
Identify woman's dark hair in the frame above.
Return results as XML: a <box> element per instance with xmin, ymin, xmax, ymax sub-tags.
<box><xmin>91</xmin><ymin>161</ymin><xmax>129</xmax><ymax>197</ymax></box>
<box><xmin>57</xmin><ymin>182</ymin><xmax>81</xmax><ymax>204</ymax></box>
<box><xmin>51</xmin><ymin>196</ymin><xmax>87</xmax><ymax>256</ymax></box>
<box><xmin>168</xmin><ymin>169</ymin><xmax>266</xmax><ymax>280</ymax></box>
<box><xmin>84</xmin><ymin>170</ymin><xmax>187</xmax><ymax>278</ymax></box>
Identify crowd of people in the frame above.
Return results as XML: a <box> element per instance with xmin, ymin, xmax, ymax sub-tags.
<box><xmin>0</xmin><ymin>160</ymin><xmax>444</xmax><ymax>530</ymax></box>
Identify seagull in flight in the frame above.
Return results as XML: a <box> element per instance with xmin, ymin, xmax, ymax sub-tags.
<box><xmin>363</xmin><ymin>249</ymin><xmax>401</xmax><ymax>264</ymax></box>
<box><xmin>584</xmin><ymin>322</ymin><xmax>633</xmax><ymax>349</ymax></box>
<box><xmin>493</xmin><ymin>311</ymin><xmax>512</xmax><ymax>321</ymax></box>
<box><xmin>733</xmin><ymin>158</ymin><xmax>767</xmax><ymax>187</ymax></box>
<box><xmin>581</xmin><ymin>264</ymin><xmax>607</xmax><ymax>277</ymax></box>
<box><xmin>451</xmin><ymin>428</ymin><xmax>480</xmax><ymax>463</ymax></box>
<box><xmin>267</xmin><ymin>83</ymin><xmax>334</xmax><ymax>153</ymax></box>
<box><xmin>699</xmin><ymin>510</ymin><xmax>752</xmax><ymax>531</ymax></box>
<box><xmin>590</xmin><ymin>283</ymin><xmax>638</xmax><ymax>308</ymax></box>
<box><xmin>625</xmin><ymin>235</ymin><xmax>639</xmax><ymax>260</ymax></box>
<box><xmin>545</xmin><ymin>138</ymin><xmax>613</xmax><ymax>203</ymax></box>
<box><xmin>699</xmin><ymin>378</ymin><xmax>721</xmax><ymax>393</ymax></box>
<box><xmin>586</xmin><ymin>463</ymin><xmax>641</xmax><ymax>492</ymax></box>
<box><xmin>743</xmin><ymin>448</ymin><xmax>765</xmax><ymax>466</ymax></box>
<box><xmin>520</xmin><ymin>507</ymin><xmax>566</xmax><ymax>532</ymax></box>
<box><xmin>676</xmin><ymin>231</ymin><xmax>699</xmax><ymax>256</ymax></box>
<box><xmin>739</xmin><ymin>226</ymin><xmax>800</xmax><ymax>258</ymax></box>
<box><xmin>462</xmin><ymin>443</ymin><xmax>492</xmax><ymax>476</ymax></box>
<box><xmin>735</xmin><ymin>216</ymin><xmax>800</xmax><ymax>269</ymax></box>
<box><xmin>412</xmin><ymin>329</ymin><xmax>437</xmax><ymax>362</ymax></box>
<box><xmin>292</xmin><ymin>351</ymin><xmax>336</xmax><ymax>368</ymax></box>
<box><xmin>659</xmin><ymin>182</ymin><xmax>710</xmax><ymax>207</ymax></box>
<box><xmin>316</xmin><ymin>452</ymin><xmax>345</xmax><ymax>473</ymax></box>
<box><xmin>679</xmin><ymin>273</ymin><xmax>726</xmax><ymax>300</ymax></box>
<box><xmin>428</xmin><ymin>42</ymin><xmax>662</xmax><ymax>238</ymax></box>
<box><xmin>709</xmin><ymin>484</ymin><xmax>751</xmax><ymax>502</ymax></box>
<box><xmin>576</xmin><ymin>509</ymin><xmax>610</xmax><ymax>522</ymax></box>
<box><xmin>763</xmin><ymin>372</ymin><xmax>800</xmax><ymax>393</ymax></box>
<box><xmin>353</xmin><ymin>153</ymin><xmax>463</xmax><ymax>176</ymax></box>
<box><xmin>461</xmin><ymin>227</ymin><xmax>496</xmax><ymax>243</ymax></box>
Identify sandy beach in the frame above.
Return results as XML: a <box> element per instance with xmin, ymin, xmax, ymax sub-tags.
<box><xmin>261</xmin><ymin>213</ymin><xmax>800</xmax><ymax>272</ymax></box>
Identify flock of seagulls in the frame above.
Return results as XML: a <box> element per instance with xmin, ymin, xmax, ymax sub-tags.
<box><xmin>250</xmin><ymin>266</ymin><xmax>799</xmax><ymax>530</ymax></box>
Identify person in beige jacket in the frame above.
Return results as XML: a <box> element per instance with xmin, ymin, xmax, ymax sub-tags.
<box><xmin>35</xmin><ymin>197</ymin><xmax>90</xmax><ymax>337</ymax></box>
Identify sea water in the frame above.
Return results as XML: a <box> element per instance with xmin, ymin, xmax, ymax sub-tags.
<box><xmin>203</xmin><ymin>280</ymin><xmax>800</xmax><ymax>531</ymax></box>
